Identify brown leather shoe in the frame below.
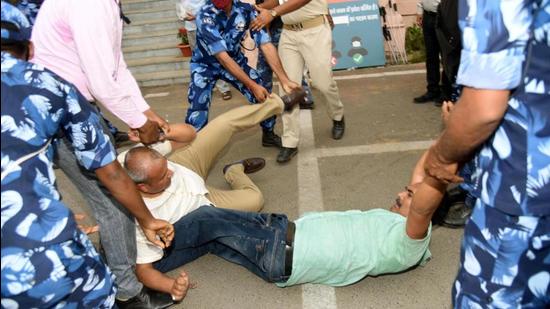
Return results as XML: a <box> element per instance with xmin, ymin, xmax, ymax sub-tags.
<box><xmin>223</xmin><ymin>157</ymin><xmax>266</xmax><ymax>175</ymax></box>
<box><xmin>280</xmin><ymin>88</ymin><xmax>306</xmax><ymax>111</ymax></box>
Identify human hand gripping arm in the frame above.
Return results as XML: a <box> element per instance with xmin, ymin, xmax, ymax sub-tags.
<box><xmin>215</xmin><ymin>51</ymin><xmax>270</xmax><ymax>102</ymax></box>
<box><xmin>424</xmin><ymin>87</ymin><xmax>509</xmax><ymax>184</ymax></box>
<box><xmin>95</xmin><ymin>161</ymin><xmax>174</xmax><ymax>248</ymax></box>
<box><xmin>129</xmin><ymin>123</ymin><xmax>197</xmax><ymax>151</ymax></box>
<box><xmin>258</xmin><ymin>43</ymin><xmax>300</xmax><ymax>93</ymax></box>
<box><xmin>251</xmin><ymin>0</ymin><xmax>312</xmax><ymax>31</ymax></box>
<box><xmin>136</xmin><ymin>263</ymin><xmax>192</xmax><ymax>301</ymax></box>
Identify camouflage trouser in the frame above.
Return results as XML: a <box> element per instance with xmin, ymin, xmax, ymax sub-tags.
<box><xmin>453</xmin><ymin>200</ymin><xmax>550</xmax><ymax>308</ymax></box>
<box><xmin>185</xmin><ymin>58</ymin><xmax>275</xmax><ymax>132</ymax></box>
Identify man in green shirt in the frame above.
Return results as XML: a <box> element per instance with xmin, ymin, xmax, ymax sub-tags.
<box><xmin>126</xmin><ymin>143</ymin><xmax>448</xmax><ymax>301</ymax></box>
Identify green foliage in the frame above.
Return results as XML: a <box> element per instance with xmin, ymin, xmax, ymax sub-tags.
<box><xmin>177</xmin><ymin>30</ymin><xmax>189</xmax><ymax>45</ymax></box>
<box><xmin>405</xmin><ymin>25</ymin><xmax>426</xmax><ymax>63</ymax></box>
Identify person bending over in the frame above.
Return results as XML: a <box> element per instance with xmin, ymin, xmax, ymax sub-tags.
<box><xmin>185</xmin><ymin>0</ymin><xmax>301</xmax><ymax>149</ymax></box>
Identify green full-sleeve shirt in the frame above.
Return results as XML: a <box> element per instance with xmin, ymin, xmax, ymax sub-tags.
<box><xmin>277</xmin><ymin>209</ymin><xmax>432</xmax><ymax>287</ymax></box>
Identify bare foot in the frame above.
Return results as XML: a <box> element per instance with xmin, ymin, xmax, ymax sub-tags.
<box><xmin>171</xmin><ymin>271</ymin><xmax>191</xmax><ymax>301</ymax></box>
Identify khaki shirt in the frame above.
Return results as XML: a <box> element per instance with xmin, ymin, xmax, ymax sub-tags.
<box><xmin>280</xmin><ymin>0</ymin><xmax>327</xmax><ymax>24</ymax></box>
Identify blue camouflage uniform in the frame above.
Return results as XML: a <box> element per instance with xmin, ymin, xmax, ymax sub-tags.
<box><xmin>14</xmin><ymin>0</ymin><xmax>43</xmax><ymax>25</ymax></box>
<box><xmin>452</xmin><ymin>0</ymin><xmax>550</xmax><ymax>307</ymax></box>
<box><xmin>1</xmin><ymin>3</ymin><xmax>116</xmax><ymax>307</ymax></box>
<box><xmin>185</xmin><ymin>0</ymin><xmax>276</xmax><ymax>131</ymax></box>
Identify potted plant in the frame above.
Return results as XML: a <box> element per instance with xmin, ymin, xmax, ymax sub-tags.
<box><xmin>177</xmin><ymin>28</ymin><xmax>192</xmax><ymax>57</ymax></box>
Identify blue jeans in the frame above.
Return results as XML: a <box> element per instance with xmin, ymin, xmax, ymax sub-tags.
<box><xmin>153</xmin><ymin>206</ymin><xmax>290</xmax><ymax>283</ymax></box>
<box><xmin>55</xmin><ymin>106</ymin><xmax>142</xmax><ymax>299</ymax></box>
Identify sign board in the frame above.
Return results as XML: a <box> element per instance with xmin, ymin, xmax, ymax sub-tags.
<box><xmin>329</xmin><ymin>0</ymin><xmax>385</xmax><ymax>70</ymax></box>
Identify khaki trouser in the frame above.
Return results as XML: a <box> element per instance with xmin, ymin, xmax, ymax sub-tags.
<box><xmin>278</xmin><ymin>21</ymin><xmax>345</xmax><ymax>148</ymax></box>
<box><xmin>168</xmin><ymin>96</ymin><xmax>284</xmax><ymax>212</ymax></box>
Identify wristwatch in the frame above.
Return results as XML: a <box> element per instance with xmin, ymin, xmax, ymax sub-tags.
<box><xmin>269</xmin><ymin>9</ymin><xmax>278</xmax><ymax>18</ymax></box>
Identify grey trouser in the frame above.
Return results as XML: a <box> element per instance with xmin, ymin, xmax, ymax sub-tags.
<box><xmin>56</xmin><ymin>111</ymin><xmax>142</xmax><ymax>300</ymax></box>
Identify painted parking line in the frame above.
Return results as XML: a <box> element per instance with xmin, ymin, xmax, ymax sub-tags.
<box><xmin>144</xmin><ymin>92</ymin><xmax>170</xmax><ymax>98</ymax></box>
<box><xmin>297</xmin><ymin>110</ymin><xmax>338</xmax><ymax>309</ymax></box>
<box><xmin>274</xmin><ymin>69</ymin><xmax>425</xmax><ymax>88</ymax></box>
<box><xmin>314</xmin><ymin>140</ymin><xmax>433</xmax><ymax>158</ymax></box>
<box><xmin>332</xmin><ymin>69</ymin><xmax>425</xmax><ymax>81</ymax></box>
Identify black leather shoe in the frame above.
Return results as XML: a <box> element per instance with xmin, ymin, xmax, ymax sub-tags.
<box><xmin>332</xmin><ymin>117</ymin><xmax>345</xmax><ymax>140</ymax></box>
<box><xmin>116</xmin><ymin>287</ymin><xmax>174</xmax><ymax>309</ymax></box>
<box><xmin>223</xmin><ymin>157</ymin><xmax>266</xmax><ymax>175</ymax></box>
<box><xmin>277</xmin><ymin>147</ymin><xmax>298</xmax><ymax>163</ymax></box>
<box><xmin>299</xmin><ymin>101</ymin><xmax>315</xmax><ymax>110</ymax></box>
<box><xmin>262</xmin><ymin>130</ymin><xmax>282</xmax><ymax>148</ymax></box>
<box><xmin>280</xmin><ymin>88</ymin><xmax>307</xmax><ymax>111</ymax></box>
<box><xmin>441</xmin><ymin>201</ymin><xmax>473</xmax><ymax>228</ymax></box>
<box><xmin>413</xmin><ymin>92</ymin><xmax>440</xmax><ymax>103</ymax></box>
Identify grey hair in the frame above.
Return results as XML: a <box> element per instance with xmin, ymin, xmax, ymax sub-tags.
<box><xmin>123</xmin><ymin>146</ymin><xmax>164</xmax><ymax>184</ymax></box>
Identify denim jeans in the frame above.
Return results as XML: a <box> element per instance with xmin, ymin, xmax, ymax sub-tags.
<box><xmin>153</xmin><ymin>206</ymin><xmax>290</xmax><ymax>283</ymax></box>
<box><xmin>55</xmin><ymin>108</ymin><xmax>142</xmax><ymax>299</ymax></box>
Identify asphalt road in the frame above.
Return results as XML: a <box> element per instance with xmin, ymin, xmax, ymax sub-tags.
<box><xmin>58</xmin><ymin>63</ymin><xmax>462</xmax><ymax>309</ymax></box>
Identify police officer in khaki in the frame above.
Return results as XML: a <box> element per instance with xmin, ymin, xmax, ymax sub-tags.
<box><xmin>252</xmin><ymin>0</ymin><xmax>345</xmax><ymax>163</ymax></box>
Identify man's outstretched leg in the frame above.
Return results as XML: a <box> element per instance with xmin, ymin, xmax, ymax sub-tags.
<box><xmin>219</xmin><ymin>61</ymin><xmax>281</xmax><ymax>148</ymax></box>
<box><xmin>169</xmin><ymin>96</ymin><xmax>284</xmax><ymax>179</ymax></box>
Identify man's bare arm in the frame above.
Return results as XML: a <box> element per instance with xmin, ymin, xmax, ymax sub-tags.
<box><xmin>252</xmin><ymin>0</ymin><xmax>312</xmax><ymax>30</ymax></box>
<box><xmin>215</xmin><ymin>51</ymin><xmax>269</xmax><ymax>101</ymax></box>
<box><xmin>409</xmin><ymin>150</ymin><xmax>428</xmax><ymax>185</ymax></box>
<box><xmin>425</xmin><ymin>87</ymin><xmax>509</xmax><ymax>183</ymax></box>
<box><xmin>129</xmin><ymin>123</ymin><xmax>197</xmax><ymax>151</ymax></box>
<box><xmin>95</xmin><ymin>161</ymin><xmax>174</xmax><ymax>248</ymax></box>
<box><xmin>258</xmin><ymin>43</ymin><xmax>300</xmax><ymax>93</ymax></box>
<box><xmin>261</xmin><ymin>0</ymin><xmax>311</xmax><ymax>14</ymax></box>
<box><xmin>406</xmin><ymin>176</ymin><xmax>449</xmax><ymax>239</ymax></box>
<box><xmin>136</xmin><ymin>263</ymin><xmax>190</xmax><ymax>301</ymax></box>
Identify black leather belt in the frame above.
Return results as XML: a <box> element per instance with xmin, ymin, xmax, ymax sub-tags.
<box><xmin>284</xmin><ymin>222</ymin><xmax>296</xmax><ymax>276</ymax></box>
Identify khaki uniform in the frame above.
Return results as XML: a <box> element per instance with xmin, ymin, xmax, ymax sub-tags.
<box><xmin>279</xmin><ymin>0</ymin><xmax>345</xmax><ymax>147</ymax></box>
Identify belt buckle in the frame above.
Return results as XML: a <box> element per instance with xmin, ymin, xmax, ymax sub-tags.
<box><xmin>291</xmin><ymin>23</ymin><xmax>303</xmax><ymax>31</ymax></box>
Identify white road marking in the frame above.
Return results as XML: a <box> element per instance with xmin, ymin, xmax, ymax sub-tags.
<box><xmin>314</xmin><ymin>140</ymin><xmax>433</xmax><ymax>158</ymax></box>
<box><xmin>297</xmin><ymin>110</ymin><xmax>338</xmax><ymax>309</ymax></box>
<box><xmin>144</xmin><ymin>92</ymin><xmax>170</xmax><ymax>98</ymax></box>
<box><xmin>274</xmin><ymin>69</ymin><xmax>425</xmax><ymax>87</ymax></box>
<box><xmin>332</xmin><ymin>69</ymin><xmax>425</xmax><ymax>81</ymax></box>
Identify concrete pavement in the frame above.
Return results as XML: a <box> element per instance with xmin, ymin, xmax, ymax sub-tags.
<box><xmin>57</xmin><ymin>63</ymin><xmax>462</xmax><ymax>309</ymax></box>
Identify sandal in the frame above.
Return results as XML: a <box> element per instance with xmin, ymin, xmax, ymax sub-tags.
<box><xmin>222</xmin><ymin>91</ymin><xmax>232</xmax><ymax>100</ymax></box>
